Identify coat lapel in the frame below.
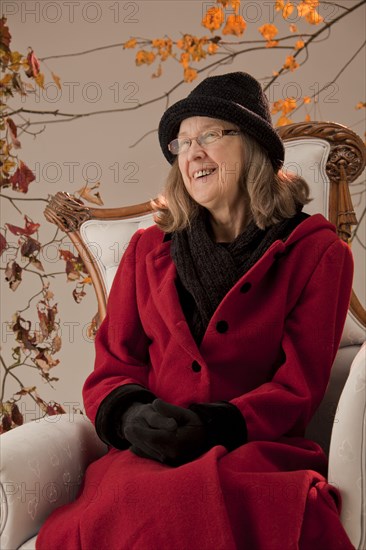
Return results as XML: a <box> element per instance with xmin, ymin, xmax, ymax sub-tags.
<box><xmin>146</xmin><ymin>243</ymin><xmax>202</xmax><ymax>359</ymax></box>
<box><xmin>144</xmin><ymin>236</ymin><xmax>290</xmax><ymax>357</ymax></box>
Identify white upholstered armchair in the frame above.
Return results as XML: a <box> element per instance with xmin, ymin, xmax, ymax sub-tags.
<box><xmin>1</xmin><ymin>121</ymin><xmax>365</xmax><ymax>550</ymax></box>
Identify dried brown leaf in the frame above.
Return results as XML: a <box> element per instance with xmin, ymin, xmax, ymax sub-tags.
<box><xmin>5</xmin><ymin>261</ymin><xmax>22</xmax><ymax>290</ymax></box>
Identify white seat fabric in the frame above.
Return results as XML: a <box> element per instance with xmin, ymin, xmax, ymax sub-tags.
<box><xmin>18</xmin><ymin>535</ymin><xmax>37</xmax><ymax>550</ymax></box>
<box><xmin>0</xmin><ymin>415</ymin><xmax>107</xmax><ymax>550</ymax></box>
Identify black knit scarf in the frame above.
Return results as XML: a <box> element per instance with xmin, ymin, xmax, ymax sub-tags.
<box><xmin>171</xmin><ymin>208</ymin><xmax>308</xmax><ymax>344</ymax></box>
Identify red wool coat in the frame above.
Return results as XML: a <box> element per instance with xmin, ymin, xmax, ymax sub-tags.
<box><xmin>37</xmin><ymin>214</ymin><xmax>355</xmax><ymax>550</ymax></box>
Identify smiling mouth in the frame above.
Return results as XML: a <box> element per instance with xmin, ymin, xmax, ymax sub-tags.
<box><xmin>193</xmin><ymin>168</ymin><xmax>217</xmax><ymax>180</ymax></box>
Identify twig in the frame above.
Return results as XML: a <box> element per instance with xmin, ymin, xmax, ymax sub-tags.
<box><xmin>322</xmin><ymin>1</ymin><xmax>353</xmax><ymax>12</ymax></box>
<box><xmin>0</xmin><ymin>193</ymin><xmax>49</xmax><ymax>203</ymax></box>
<box><xmin>0</xmin><ymin>194</ymin><xmax>22</xmax><ymax>214</ymax></box>
<box><xmin>129</xmin><ymin>128</ymin><xmax>158</xmax><ymax>148</ymax></box>
<box><xmin>17</xmin><ymin>288</ymin><xmax>45</xmax><ymax>314</ymax></box>
<box><xmin>351</xmin><ymin>206</ymin><xmax>366</xmax><ymax>243</ymax></box>
<box><xmin>290</xmin><ymin>39</ymin><xmax>366</xmax><ymax>117</ymax></box>
<box><xmin>263</xmin><ymin>0</ymin><xmax>366</xmax><ymax>92</ymax></box>
<box><xmin>39</xmin><ymin>42</ymin><xmax>125</xmax><ymax>61</ymax></box>
<box><xmin>0</xmin><ymin>354</ymin><xmax>25</xmax><ymax>402</ymax></box>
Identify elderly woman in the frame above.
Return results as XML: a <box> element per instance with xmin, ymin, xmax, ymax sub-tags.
<box><xmin>37</xmin><ymin>72</ymin><xmax>354</xmax><ymax>549</ymax></box>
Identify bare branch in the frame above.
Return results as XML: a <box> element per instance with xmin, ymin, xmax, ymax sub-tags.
<box><xmin>0</xmin><ymin>193</ymin><xmax>49</xmax><ymax>203</ymax></box>
<box><xmin>39</xmin><ymin>42</ymin><xmax>125</xmax><ymax>61</ymax></box>
<box><xmin>17</xmin><ymin>288</ymin><xmax>44</xmax><ymax>315</ymax></box>
<box><xmin>351</xmin><ymin>206</ymin><xmax>366</xmax><ymax>243</ymax></box>
<box><xmin>322</xmin><ymin>1</ymin><xmax>354</xmax><ymax>12</ymax></box>
<box><xmin>263</xmin><ymin>0</ymin><xmax>366</xmax><ymax>92</ymax></box>
<box><xmin>291</xmin><ymin>39</ymin><xmax>365</xmax><ymax>117</ymax></box>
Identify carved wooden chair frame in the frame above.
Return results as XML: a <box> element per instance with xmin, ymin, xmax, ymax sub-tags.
<box><xmin>44</xmin><ymin>121</ymin><xmax>366</xmax><ymax>330</ymax></box>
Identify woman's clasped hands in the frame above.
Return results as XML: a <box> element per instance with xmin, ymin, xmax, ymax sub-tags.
<box><xmin>121</xmin><ymin>399</ymin><xmax>207</xmax><ymax>466</ymax></box>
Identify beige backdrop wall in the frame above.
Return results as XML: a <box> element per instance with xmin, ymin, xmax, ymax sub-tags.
<box><xmin>1</xmin><ymin>0</ymin><xmax>365</xmax><ymax>421</ymax></box>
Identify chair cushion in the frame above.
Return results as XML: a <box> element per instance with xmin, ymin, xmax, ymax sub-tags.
<box><xmin>0</xmin><ymin>415</ymin><xmax>107</xmax><ymax>550</ymax></box>
<box><xmin>18</xmin><ymin>535</ymin><xmax>37</xmax><ymax>550</ymax></box>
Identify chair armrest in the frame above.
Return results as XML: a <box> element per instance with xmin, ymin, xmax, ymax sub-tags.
<box><xmin>0</xmin><ymin>414</ymin><xmax>107</xmax><ymax>550</ymax></box>
<box><xmin>328</xmin><ymin>342</ymin><xmax>366</xmax><ymax>550</ymax></box>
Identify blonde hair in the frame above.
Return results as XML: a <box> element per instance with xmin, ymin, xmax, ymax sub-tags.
<box><xmin>152</xmin><ymin>133</ymin><xmax>311</xmax><ymax>232</ymax></box>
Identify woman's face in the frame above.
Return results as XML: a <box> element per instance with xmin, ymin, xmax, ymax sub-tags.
<box><xmin>177</xmin><ymin>116</ymin><xmax>245</xmax><ymax>215</ymax></box>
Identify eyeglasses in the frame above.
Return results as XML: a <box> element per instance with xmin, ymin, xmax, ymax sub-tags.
<box><xmin>168</xmin><ymin>129</ymin><xmax>242</xmax><ymax>155</ymax></box>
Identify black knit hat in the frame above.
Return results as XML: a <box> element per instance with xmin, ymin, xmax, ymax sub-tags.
<box><xmin>158</xmin><ymin>72</ymin><xmax>284</xmax><ymax>171</ymax></box>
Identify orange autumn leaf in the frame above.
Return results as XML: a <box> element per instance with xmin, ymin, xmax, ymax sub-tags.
<box><xmin>282</xmin><ymin>97</ymin><xmax>297</xmax><ymax>114</ymax></box>
<box><xmin>303</xmin><ymin>0</ymin><xmax>320</xmax><ymax>8</ymax></box>
<box><xmin>223</xmin><ymin>14</ymin><xmax>246</xmax><ymax>36</ymax></box>
<box><xmin>295</xmin><ymin>40</ymin><xmax>305</xmax><ymax>50</ymax></box>
<box><xmin>297</xmin><ymin>2</ymin><xmax>312</xmax><ymax>16</ymax></box>
<box><xmin>275</xmin><ymin>0</ymin><xmax>285</xmax><ymax>10</ymax></box>
<box><xmin>135</xmin><ymin>50</ymin><xmax>156</xmax><ymax>66</ymax></box>
<box><xmin>306</xmin><ymin>10</ymin><xmax>323</xmax><ymax>25</ymax></box>
<box><xmin>289</xmin><ymin>24</ymin><xmax>297</xmax><ymax>33</ymax></box>
<box><xmin>283</xmin><ymin>55</ymin><xmax>299</xmax><ymax>72</ymax></box>
<box><xmin>297</xmin><ymin>0</ymin><xmax>323</xmax><ymax>24</ymax></box>
<box><xmin>51</xmin><ymin>72</ymin><xmax>61</xmax><ymax>90</ymax></box>
<box><xmin>207</xmin><ymin>42</ymin><xmax>219</xmax><ymax>55</ymax></box>
<box><xmin>184</xmin><ymin>67</ymin><xmax>198</xmax><ymax>83</ymax></box>
<box><xmin>304</xmin><ymin>114</ymin><xmax>311</xmax><ymax>122</ymax></box>
<box><xmin>10</xmin><ymin>51</ymin><xmax>22</xmax><ymax>71</ymax></box>
<box><xmin>355</xmin><ymin>102</ymin><xmax>366</xmax><ymax>109</ymax></box>
<box><xmin>202</xmin><ymin>6</ymin><xmax>225</xmax><ymax>32</ymax></box>
<box><xmin>152</xmin><ymin>38</ymin><xmax>173</xmax><ymax>62</ymax></box>
<box><xmin>152</xmin><ymin>64</ymin><xmax>163</xmax><ymax>78</ymax></box>
<box><xmin>123</xmin><ymin>38</ymin><xmax>137</xmax><ymax>49</ymax></box>
<box><xmin>271</xmin><ymin>98</ymin><xmax>296</xmax><ymax>116</ymax></box>
<box><xmin>277</xmin><ymin>114</ymin><xmax>293</xmax><ymax>127</ymax></box>
<box><xmin>303</xmin><ymin>96</ymin><xmax>312</xmax><ymax>104</ymax></box>
<box><xmin>271</xmin><ymin>100</ymin><xmax>283</xmax><ymax>115</ymax></box>
<box><xmin>266</xmin><ymin>40</ymin><xmax>279</xmax><ymax>48</ymax></box>
<box><xmin>258</xmin><ymin>24</ymin><xmax>278</xmax><ymax>42</ymax></box>
<box><xmin>217</xmin><ymin>0</ymin><xmax>241</xmax><ymax>14</ymax></box>
<box><xmin>0</xmin><ymin>73</ymin><xmax>12</xmax><ymax>87</ymax></box>
<box><xmin>282</xmin><ymin>2</ymin><xmax>295</xmax><ymax>19</ymax></box>
<box><xmin>34</xmin><ymin>72</ymin><xmax>45</xmax><ymax>89</ymax></box>
<box><xmin>180</xmin><ymin>52</ymin><xmax>190</xmax><ymax>69</ymax></box>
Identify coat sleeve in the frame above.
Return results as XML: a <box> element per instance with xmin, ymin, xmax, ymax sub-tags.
<box><xmin>231</xmin><ymin>238</ymin><xmax>354</xmax><ymax>442</ymax></box>
<box><xmin>83</xmin><ymin>229</ymin><xmax>152</xmax><ymax>425</ymax></box>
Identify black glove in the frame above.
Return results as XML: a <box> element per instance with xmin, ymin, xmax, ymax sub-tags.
<box><xmin>122</xmin><ymin>399</ymin><xmax>207</xmax><ymax>466</ymax></box>
<box><xmin>96</xmin><ymin>384</ymin><xmax>248</xmax><ymax>463</ymax></box>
